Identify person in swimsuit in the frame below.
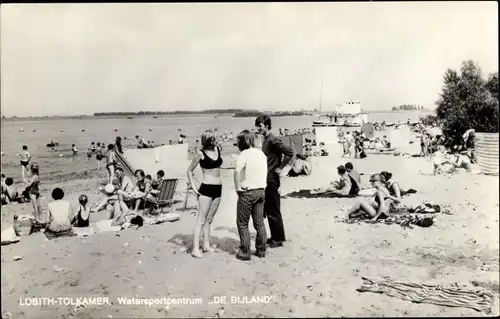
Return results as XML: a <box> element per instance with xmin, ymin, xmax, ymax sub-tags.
<box><xmin>86</xmin><ymin>148</ymin><xmax>92</xmax><ymax>160</ymax></box>
<box><xmin>95</xmin><ymin>142</ymin><xmax>103</xmax><ymax>170</ymax></box>
<box><xmin>136</xmin><ymin>135</ymin><xmax>148</xmax><ymax>149</ymax></box>
<box><xmin>72</xmin><ymin>194</ymin><xmax>90</xmax><ymax>228</ymax></box>
<box><xmin>149</xmin><ymin>170</ymin><xmax>165</xmax><ymax>197</ymax></box>
<box><xmin>25</xmin><ymin>163</ymin><xmax>42</xmax><ymax>222</ymax></box>
<box><xmin>380</xmin><ymin>171</ymin><xmax>403</xmax><ymax>205</ymax></box>
<box><xmin>71</xmin><ymin>144</ymin><xmax>78</xmax><ymax>156</ymax></box>
<box><xmin>106</xmin><ymin>144</ymin><xmax>117</xmax><ymax>184</ymax></box>
<box><xmin>46</xmin><ymin>187</ymin><xmax>74</xmax><ymax>233</ymax></box>
<box><xmin>17</xmin><ymin>145</ymin><xmax>31</xmax><ymax>180</ymax></box>
<box><xmin>114</xmin><ymin>136</ymin><xmax>123</xmax><ymax>154</ymax></box>
<box><xmin>187</xmin><ymin>129</ymin><xmax>223</xmax><ymax>258</ymax></box>
<box><xmin>90</xmin><ymin>142</ymin><xmax>96</xmax><ymax>153</ymax></box>
<box><xmin>346</xmin><ymin>173</ymin><xmax>391</xmax><ymax>221</ymax></box>
<box><xmin>1</xmin><ymin>177</ymin><xmax>19</xmax><ymax>205</ymax></box>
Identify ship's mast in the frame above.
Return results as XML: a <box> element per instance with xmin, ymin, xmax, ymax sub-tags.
<box><xmin>319</xmin><ymin>79</ymin><xmax>323</xmax><ymax>114</ymax></box>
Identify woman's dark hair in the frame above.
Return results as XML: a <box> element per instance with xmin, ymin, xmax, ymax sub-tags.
<box><xmin>108</xmin><ymin>144</ymin><xmax>114</xmax><ymax>150</ymax></box>
<box><xmin>52</xmin><ymin>187</ymin><xmax>65</xmax><ymax>200</ymax></box>
<box><xmin>236</xmin><ymin>130</ymin><xmax>255</xmax><ymax>151</ymax></box>
<box><xmin>115</xmin><ymin>167</ymin><xmax>124</xmax><ymax>173</ymax></box>
<box><xmin>380</xmin><ymin>171</ymin><xmax>393</xmax><ymax>182</ymax></box>
<box><xmin>5</xmin><ymin>177</ymin><xmax>14</xmax><ymax>186</ymax></box>
<box><xmin>79</xmin><ymin>194</ymin><xmax>88</xmax><ymax>205</ymax></box>
<box><xmin>134</xmin><ymin>169</ymin><xmax>145</xmax><ymax>179</ymax></box>
<box><xmin>255</xmin><ymin>114</ymin><xmax>272</xmax><ymax>130</ymax></box>
<box><xmin>145</xmin><ymin>174</ymin><xmax>152</xmax><ymax>180</ymax></box>
<box><xmin>157</xmin><ymin>170</ymin><xmax>165</xmax><ymax>178</ymax></box>
<box><xmin>345</xmin><ymin>162</ymin><xmax>354</xmax><ymax>170</ymax></box>
<box><xmin>337</xmin><ymin>165</ymin><xmax>346</xmax><ymax>174</ymax></box>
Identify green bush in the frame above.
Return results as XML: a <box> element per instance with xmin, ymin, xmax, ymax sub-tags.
<box><xmin>436</xmin><ymin>60</ymin><xmax>499</xmax><ymax>146</ymax></box>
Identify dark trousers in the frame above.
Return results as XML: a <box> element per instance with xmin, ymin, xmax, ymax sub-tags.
<box><xmin>236</xmin><ymin>189</ymin><xmax>267</xmax><ymax>255</ymax></box>
<box><xmin>264</xmin><ymin>176</ymin><xmax>286</xmax><ymax>242</ymax></box>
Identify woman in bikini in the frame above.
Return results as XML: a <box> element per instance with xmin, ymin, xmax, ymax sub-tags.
<box><xmin>187</xmin><ymin>130</ymin><xmax>223</xmax><ymax>258</ymax></box>
<box><xmin>24</xmin><ymin>163</ymin><xmax>42</xmax><ymax>222</ymax></box>
<box><xmin>346</xmin><ymin>173</ymin><xmax>391</xmax><ymax>221</ymax></box>
<box><xmin>106</xmin><ymin>144</ymin><xmax>117</xmax><ymax>184</ymax></box>
<box><xmin>95</xmin><ymin>142</ymin><xmax>103</xmax><ymax>170</ymax></box>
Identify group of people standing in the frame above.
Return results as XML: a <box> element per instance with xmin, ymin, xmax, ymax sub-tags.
<box><xmin>187</xmin><ymin>114</ymin><xmax>294</xmax><ymax>260</ymax></box>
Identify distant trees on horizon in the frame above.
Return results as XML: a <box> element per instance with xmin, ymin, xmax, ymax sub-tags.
<box><xmin>391</xmin><ymin>104</ymin><xmax>425</xmax><ymax>111</ymax></box>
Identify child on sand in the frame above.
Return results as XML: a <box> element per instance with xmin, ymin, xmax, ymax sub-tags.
<box><xmin>73</xmin><ymin>194</ymin><xmax>90</xmax><ymax>227</ymax></box>
<box><xmin>17</xmin><ymin>145</ymin><xmax>31</xmax><ymax>180</ymax></box>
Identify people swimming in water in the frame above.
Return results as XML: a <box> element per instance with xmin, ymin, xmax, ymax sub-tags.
<box><xmin>71</xmin><ymin>144</ymin><xmax>78</xmax><ymax>156</ymax></box>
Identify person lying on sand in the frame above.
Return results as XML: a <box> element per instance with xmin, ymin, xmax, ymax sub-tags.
<box><xmin>46</xmin><ymin>188</ymin><xmax>74</xmax><ymax>233</ymax></box>
<box><xmin>72</xmin><ymin>194</ymin><xmax>90</xmax><ymax>228</ymax></box>
<box><xmin>346</xmin><ymin>174</ymin><xmax>391</xmax><ymax>221</ymax></box>
<box><xmin>1</xmin><ymin>177</ymin><xmax>19</xmax><ymax>205</ymax></box>
<box><xmin>311</xmin><ymin>165</ymin><xmax>359</xmax><ymax>196</ymax></box>
<box><xmin>432</xmin><ymin>146</ymin><xmax>456</xmax><ymax>175</ymax></box>
<box><xmin>449</xmin><ymin>152</ymin><xmax>472</xmax><ymax>172</ymax></box>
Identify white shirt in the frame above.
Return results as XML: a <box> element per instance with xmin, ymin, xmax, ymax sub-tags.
<box><xmin>48</xmin><ymin>200</ymin><xmax>73</xmax><ymax>227</ymax></box>
<box><xmin>235</xmin><ymin>147</ymin><xmax>267</xmax><ymax>190</ymax></box>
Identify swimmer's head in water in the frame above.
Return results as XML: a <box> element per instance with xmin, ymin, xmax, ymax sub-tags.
<box><xmin>201</xmin><ymin>130</ymin><xmax>217</xmax><ymax>150</ymax></box>
<box><xmin>79</xmin><ymin>194</ymin><xmax>88</xmax><ymax>205</ymax></box>
<box><xmin>135</xmin><ymin>135</ymin><xmax>140</xmax><ymax>139</ymax></box>
<box><xmin>52</xmin><ymin>187</ymin><xmax>64</xmax><ymax>200</ymax></box>
<box><xmin>91</xmin><ymin>142</ymin><xmax>95</xmax><ymax>145</ymax></box>
<box><xmin>236</xmin><ymin>130</ymin><xmax>254</xmax><ymax>151</ymax></box>
<box><xmin>22</xmin><ymin>145</ymin><xmax>28</xmax><ymax>150</ymax></box>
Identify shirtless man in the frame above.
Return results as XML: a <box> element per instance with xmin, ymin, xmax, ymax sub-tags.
<box><xmin>92</xmin><ymin>167</ymin><xmax>134</xmax><ymax>216</ymax></box>
<box><xmin>17</xmin><ymin>145</ymin><xmax>31</xmax><ymax>180</ymax></box>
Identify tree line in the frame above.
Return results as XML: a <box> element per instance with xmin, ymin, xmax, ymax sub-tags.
<box><xmin>391</xmin><ymin>104</ymin><xmax>425</xmax><ymax>111</ymax></box>
<box><xmin>93</xmin><ymin>109</ymin><xmax>245</xmax><ymax>116</ymax></box>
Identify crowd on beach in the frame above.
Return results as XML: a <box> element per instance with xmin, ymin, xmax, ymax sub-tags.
<box><xmin>1</xmin><ymin>114</ymin><xmax>479</xmax><ymax>260</ymax></box>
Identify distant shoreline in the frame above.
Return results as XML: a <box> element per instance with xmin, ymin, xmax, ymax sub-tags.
<box><xmin>1</xmin><ymin>109</ymin><xmax>434</xmax><ymax>122</ymax></box>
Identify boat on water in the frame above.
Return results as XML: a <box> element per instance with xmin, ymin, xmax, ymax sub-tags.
<box><xmin>312</xmin><ymin>101</ymin><xmax>369</xmax><ymax>127</ymax></box>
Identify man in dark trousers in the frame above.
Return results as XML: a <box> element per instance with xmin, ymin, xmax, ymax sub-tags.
<box><xmin>255</xmin><ymin>114</ymin><xmax>294</xmax><ymax>248</ymax></box>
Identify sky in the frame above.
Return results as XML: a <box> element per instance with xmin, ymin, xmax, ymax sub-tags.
<box><xmin>0</xmin><ymin>2</ymin><xmax>498</xmax><ymax>117</ymax></box>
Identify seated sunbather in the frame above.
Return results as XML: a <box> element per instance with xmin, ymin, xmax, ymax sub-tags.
<box><xmin>380</xmin><ymin>171</ymin><xmax>403</xmax><ymax>205</ymax></box>
<box><xmin>92</xmin><ymin>167</ymin><xmax>133</xmax><ymax>213</ymax></box>
<box><xmin>450</xmin><ymin>153</ymin><xmax>472</xmax><ymax>172</ymax></box>
<box><xmin>346</xmin><ymin>174</ymin><xmax>392</xmax><ymax>221</ymax></box>
<box><xmin>117</xmin><ymin>169</ymin><xmax>151</xmax><ymax>214</ymax></box>
<box><xmin>288</xmin><ymin>154</ymin><xmax>312</xmax><ymax>177</ymax></box>
<box><xmin>46</xmin><ymin>188</ymin><xmax>74</xmax><ymax>233</ymax></box>
<box><xmin>149</xmin><ymin>170</ymin><xmax>165</xmax><ymax>197</ymax></box>
<box><xmin>1</xmin><ymin>177</ymin><xmax>19</xmax><ymax>205</ymax></box>
<box><xmin>311</xmin><ymin>165</ymin><xmax>359</xmax><ymax>196</ymax></box>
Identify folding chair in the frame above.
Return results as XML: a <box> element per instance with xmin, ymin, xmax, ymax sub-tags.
<box><xmin>145</xmin><ymin>178</ymin><xmax>179</xmax><ymax>214</ymax></box>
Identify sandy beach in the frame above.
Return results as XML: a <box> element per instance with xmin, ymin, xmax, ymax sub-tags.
<box><xmin>1</xmin><ymin>151</ymin><xmax>499</xmax><ymax>318</ymax></box>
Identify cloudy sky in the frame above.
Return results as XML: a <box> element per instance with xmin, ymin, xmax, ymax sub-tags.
<box><xmin>1</xmin><ymin>2</ymin><xmax>498</xmax><ymax>116</ymax></box>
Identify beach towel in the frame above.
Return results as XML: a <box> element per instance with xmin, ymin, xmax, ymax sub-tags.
<box><xmin>44</xmin><ymin>228</ymin><xmax>77</xmax><ymax>240</ymax></box>
<box><xmin>282</xmin><ymin>189</ymin><xmax>357</xmax><ymax>199</ymax></box>
<box><xmin>357</xmin><ymin>277</ymin><xmax>496</xmax><ymax>313</ymax></box>
<box><xmin>337</xmin><ymin>213</ymin><xmax>435</xmax><ymax>228</ymax></box>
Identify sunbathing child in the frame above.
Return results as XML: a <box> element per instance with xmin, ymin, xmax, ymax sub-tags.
<box><xmin>346</xmin><ymin>174</ymin><xmax>391</xmax><ymax>221</ymax></box>
<box><xmin>46</xmin><ymin>188</ymin><xmax>74</xmax><ymax>234</ymax></box>
<box><xmin>72</xmin><ymin>194</ymin><xmax>90</xmax><ymax>227</ymax></box>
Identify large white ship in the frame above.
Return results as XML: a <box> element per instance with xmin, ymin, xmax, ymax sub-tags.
<box><xmin>312</xmin><ymin>101</ymin><xmax>369</xmax><ymax>127</ymax></box>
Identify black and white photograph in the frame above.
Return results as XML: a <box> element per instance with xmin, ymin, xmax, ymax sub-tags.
<box><xmin>1</xmin><ymin>2</ymin><xmax>498</xmax><ymax>318</ymax></box>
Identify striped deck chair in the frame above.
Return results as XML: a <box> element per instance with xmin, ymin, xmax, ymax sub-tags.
<box><xmin>146</xmin><ymin>178</ymin><xmax>178</xmax><ymax>214</ymax></box>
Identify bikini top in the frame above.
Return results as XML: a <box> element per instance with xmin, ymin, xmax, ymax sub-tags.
<box><xmin>374</xmin><ymin>188</ymin><xmax>391</xmax><ymax>203</ymax></box>
<box><xmin>137</xmin><ymin>181</ymin><xmax>146</xmax><ymax>192</ymax></box>
<box><xmin>199</xmin><ymin>147</ymin><xmax>223</xmax><ymax>169</ymax></box>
